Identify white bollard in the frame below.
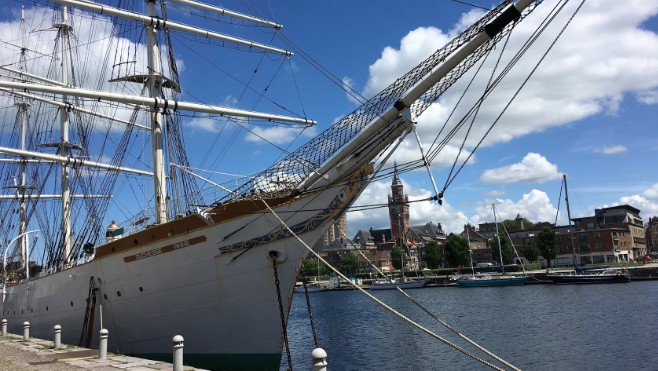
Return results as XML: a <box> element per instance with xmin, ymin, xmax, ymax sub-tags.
<box><xmin>99</xmin><ymin>328</ymin><xmax>108</xmax><ymax>360</ymax></box>
<box><xmin>312</xmin><ymin>347</ymin><xmax>328</xmax><ymax>371</ymax></box>
<box><xmin>1</xmin><ymin>319</ymin><xmax>6</xmax><ymax>336</ymax></box>
<box><xmin>22</xmin><ymin>321</ymin><xmax>29</xmax><ymax>341</ymax></box>
<box><xmin>54</xmin><ymin>325</ymin><xmax>62</xmax><ymax>349</ymax></box>
<box><xmin>172</xmin><ymin>335</ymin><xmax>184</xmax><ymax>371</ymax></box>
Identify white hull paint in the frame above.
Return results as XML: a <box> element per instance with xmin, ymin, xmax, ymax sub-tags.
<box><xmin>1</xmin><ymin>178</ymin><xmax>364</xmax><ymax>367</ymax></box>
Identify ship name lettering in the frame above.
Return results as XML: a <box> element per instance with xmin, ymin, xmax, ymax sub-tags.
<box><xmin>135</xmin><ymin>248</ymin><xmax>163</xmax><ymax>260</ymax></box>
<box><xmin>173</xmin><ymin>240</ymin><xmax>190</xmax><ymax>250</ymax></box>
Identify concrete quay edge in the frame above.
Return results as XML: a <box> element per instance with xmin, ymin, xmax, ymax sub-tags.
<box><xmin>0</xmin><ymin>332</ymin><xmax>208</xmax><ymax>370</ymax></box>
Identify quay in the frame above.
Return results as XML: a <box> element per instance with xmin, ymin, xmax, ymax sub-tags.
<box><xmin>0</xmin><ymin>331</ymin><xmax>207</xmax><ymax>370</ymax></box>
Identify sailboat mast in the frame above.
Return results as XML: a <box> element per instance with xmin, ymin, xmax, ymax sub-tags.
<box><xmin>563</xmin><ymin>174</ymin><xmax>576</xmax><ymax>268</ymax></box>
<box><xmin>493</xmin><ymin>204</ymin><xmax>504</xmax><ymax>271</ymax></box>
<box><xmin>146</xmin><ymin>0</ymin><xmax>168</xmax><ymax>224</ymax></box>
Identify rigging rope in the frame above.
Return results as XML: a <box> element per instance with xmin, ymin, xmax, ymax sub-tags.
<box><xmin>261</xmin><ymin>199</ymin><xmax>513</xmax><ymax>371</ymax></box>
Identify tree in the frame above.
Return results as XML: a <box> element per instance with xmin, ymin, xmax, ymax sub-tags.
<box><xmin>302</xmin><ymin>258</ymin><xmax>328</xmax><ymax>278</ymax></box>
<box><xmin>391</xmin><ymin>245</ymin><xmax>405</xmax><ymax>271</ymax></box>
<box><xmin>444</xmin><ymin>234</ymin><xmax>471</xmax><ymax>267</ymax></box>
<box><xmin>423</xmin><ymin>240</ymin><xmax>442</xmax><ymax>269</ymax></box>
<box><xmin>501</xmin><ymin>218</ymin><xmax>535</xmax><ymax>232</ymax></box>
<box><xmin>340</xmin><ymin>251</ymin><xmax>359</xmax><ymax>277</ymax></box>
<box><xmin>537</xmin><ymin>227</ymin><xmax>558</xmax><ymax>268</ymax></box>
<box><xmin>523</xmin><ymin>239</ymin><xmax>540</xmax><ymax>263</ymax></box>
<box><xmin>489</xmin><ymin>235</ymin><xmax>513</xmax><ymax>265</ymax></box>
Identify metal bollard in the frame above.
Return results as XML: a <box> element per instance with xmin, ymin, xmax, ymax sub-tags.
<box><xmin>54</xmin><ymin>325</ymin><xmax>62</xmax><ymax>349</ymax></box>
<box><xmin>99</xmin><ymin>328</ymin><xmax>108</xmax><ymax>360</ymax></box>
<box><xmin>23</xmin><ymin>321</ymin><xmax>29</xmax><ymax>341</ymax></box>
<box><xmin>1</xmin><ymin>319</ymin><xmax>6</xmax><ymax>336</ymax></box>
<box><xmin>172</xmin><ymin>335</ymin><xmax>184</xmax><ymax>371</ymax></box>
<box><xmin>312</xmin><ymin>347</ymin><xmax>328</xmax><ymax>371</ymax></box>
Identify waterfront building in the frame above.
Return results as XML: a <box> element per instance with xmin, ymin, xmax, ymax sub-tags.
<box><xmin>566</xmin><ymin>205</ymin><xmax>646</xmax><ymax>263</ymax></box>
<box><xmin>461</xmin><ymin>224</ymin><xmax>492</xmax><ymax>265</ymax></box>
<box><xmin>646</xmin><ymin>216</ymin><xmax>658</xmax><ymax>255</ymax></box>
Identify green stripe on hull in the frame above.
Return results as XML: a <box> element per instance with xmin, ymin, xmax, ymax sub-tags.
<box><xmin>135</xmin><ymin>352</ymin><xmax>281</xmax><ymax>370</ymax></box>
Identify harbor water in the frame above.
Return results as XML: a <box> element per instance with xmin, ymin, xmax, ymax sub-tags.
<box><xmin>282</xmin><ymin>281</ymin><xmax>658</xmax><ymax>370</ymax></box>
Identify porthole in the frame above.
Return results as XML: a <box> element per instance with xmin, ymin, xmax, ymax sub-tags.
<box><xmin>70</xmin><ymin>301</ymin><xmax>73</xmax><ymax>307</ymax></box>
<box><xmin>117</xmin><ymin>291</ymin><xmax>122</xmax><ymax>297</ymax></box>
<box><xmin>46</xmin><ymin>306</ymin><xmax>48</xmax><ymax>311</ymax></box>
<box><xmin>103</xmin><ymin>294</ymin><xmax>108</xmax><ymax>300</ymax></box>
<box><xmin>139</xmin><ymin>287</ymin><xmax>143</xmax><ymax>292</ymax></box>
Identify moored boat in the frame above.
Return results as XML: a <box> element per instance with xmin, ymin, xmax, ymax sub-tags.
<box><xmin>457</xmin><ymin>274</ymin><xmax>528</xmax><ymax>287</ymax></box>
<box><xmin>548</xmin><ymin>269</ymin><xmax>630</xmax><ymax>284</ymax></box>
<box><xmin>369</xmin><ymin>278</ymin><xmax>426</xmax><ymax>290</ymax></box>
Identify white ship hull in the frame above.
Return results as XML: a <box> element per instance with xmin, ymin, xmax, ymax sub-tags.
<box><xmin>1</xmin><ymin>176</ymin><xmax>365</xmax><ymax>370</ymax></box>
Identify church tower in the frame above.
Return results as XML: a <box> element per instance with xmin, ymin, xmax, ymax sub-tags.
<box><xmin>388</xmin><ymin>164</ymin><xmax>409</xmax><ymax>245</ymax></box>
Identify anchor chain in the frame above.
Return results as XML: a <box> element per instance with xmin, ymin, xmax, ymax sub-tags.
<box><xmin>271</xmin><ymin>252</ymin><xmax>292</xmax><ymax>370</ymax></box>
<box><xmin>300</xmin><ymin>265</ymin><xmax>319</xmax><ymax>348</ymax></box>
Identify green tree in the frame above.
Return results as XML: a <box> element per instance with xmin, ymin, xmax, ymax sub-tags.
<box><xmin>489</xmin><ymin>235</ymin><xmax>513</xmax><ymax>265</ymax></box>
<box><xmin>340</xmin><ymin>251</ymin><xmax>359</xmax><ymax>277</ymax></box>
<box><xmin>391</xmin><ymin>245</ymin><xmax>405</xmax><ymax>271</ymax></box>
<box><xmin>302</xmin><ymin>258</ymin><xmax>327</xmax><ymax>278</ymax></box>
<box><xmin>444</xmin><ymin>234</ymin><xmax>471</xmax><ymax>267</ymax></box>
<box><xmin>523</xmin><ymin>239</ymin><xmax>540</xmax><ymax>263</ymax></box>
<box><xmin>537</xmin><ymin>227</ymin><xmax>558</xmax><ymax>268</ymax></box>
<box><xmin>501</xmin><ymin>218</ymin><xmax>535</xmax><ymax>232</ymax></box>
<box><xmin>423</xmin><ymin>240</ymin><xmax>442</xmax><ymax>269</ymax></box>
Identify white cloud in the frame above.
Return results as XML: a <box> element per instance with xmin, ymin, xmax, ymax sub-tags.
<box><xmin>642</xmin><ymin>183</ymin><xmax>658</xmax><ymax>200</ymax></box>
<box><xmin>474</xmin><ymin>190</ymin><xmax>560</xmax><ymax>225</ymax></box>
<box><xmin>357</xmin><ymin>0</ymin><xmax>658</xmax><ymax>163</ymax></box>
<box><xmin>636</xmin><ymin>89</ymin><xmax>658</xmax><ymax>104</ymax></box>
<box><xmin>362</xmin><ymin>27</ymin><xmax>451</xmax><ymax>99</ymax></box>
<box><xmin>596</xmin><ymin>145</ymin><xmax>628</xmax><ymax>155</ymax></box>
<box><xmin>617</xmin><ymin>195</ymin><xmax>658</xmax><ymax>217</ymax></box>
<box><xmin>480</xmin><ymin>153</ymin><xmax>561</xmax><ymax>184</ymax></box>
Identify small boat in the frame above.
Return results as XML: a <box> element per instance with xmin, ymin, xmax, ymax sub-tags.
<box><xmin>294</xmin><ymin>281</ymin><xmax>329</xmax><ymax>293</ymax></box>
<box><xmin>549</xmin><ymin>269</ymin><xmax>630</xmax><ymax>284</ymax></box>
<box><xmin>457</xmin><ymin>274</ymin><xmax>528</xmax><ymax>287</ymax></box>
<box><xmin>369</xmin><ymin>278</ymin><xmax>426</xmax><ymax>290</ymax></box>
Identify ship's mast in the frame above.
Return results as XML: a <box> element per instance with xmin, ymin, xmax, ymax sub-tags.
<box><xmin>146</xmin><ymin>0</ymin><xmax>168</xmax><ymax>224</ymax></box>
<box><xmin>16</xmin><ymin>6</ymin><xmax>30</xmax><ymax>269</ymax></box>
<box><xmin>54</xmin><ymin>6</ymin><xmax>74</xmax><ymax>262</ymax></box>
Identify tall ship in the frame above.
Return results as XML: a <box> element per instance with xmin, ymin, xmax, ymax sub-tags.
<box><xmin>0</xmin><ymin>0</ymin><xmax>549</xmax><ymax>369</ymax></box>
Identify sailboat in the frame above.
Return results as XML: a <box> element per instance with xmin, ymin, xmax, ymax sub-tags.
<box><xmin>457</xmin><ymin>204</ymin><xmax>528</xmax><ymax>287</ymax></box>
<box><xmin>368</xmin><ymin>247</ymin><xmax>426</xmax><ymax>290</ymax></box>
<box><xmin>548</xmin><ymin>175</ymin><xmax>631</xmax><ymax>284</ymax></box>
<box><xmin>0</xmin><ymin>0</ymin><xmax>550</xmax><ymax>369</ymax></box>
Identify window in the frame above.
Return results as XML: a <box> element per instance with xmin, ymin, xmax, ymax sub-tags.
<box><xmin>579</xmin><ymin>244</ymin><xmax>591</xmax><ymax>252</ymax></box>
<box><xmin>594</xmin><ymin>232</ymin><xmax>600</xmax><ymax>239</ymax></box>
<box><xmin>578</xmin><ymin>233</ymin><xmax>589</xmax><ymax>241</ymax></box>
<box><xmin>595</xmin><ymin>243</ymin><xmax>602</xmax><ymax>250</ymax></box>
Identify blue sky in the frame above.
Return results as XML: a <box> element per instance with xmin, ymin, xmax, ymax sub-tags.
<box><xmin>1</xmin><ymin>0</ymin><xmax>657</xmax><ymax>241</ymax></box>
<box><xmin>269</xmin><ymin>0</ymin><xmax>658</xmax><ymax>237</ymax></box>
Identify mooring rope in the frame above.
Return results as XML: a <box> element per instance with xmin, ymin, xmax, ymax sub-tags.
<box><xmin>261</xmin><ymin>199</ymin><xmax>514</xmax><ymax>371</ymax></box>
<box><xmin>349</xmin><ymin>244</ymin><xmax>521</xmax><ymax>370</ymax></box>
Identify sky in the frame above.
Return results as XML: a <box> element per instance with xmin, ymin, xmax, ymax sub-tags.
<box><xmin>1</xmin><ymin>0</ymin><xmax>657</xmax><ymax>242</ymax></box>
<box><xmin>270</xmin><ymin>0</ymin><xmax>658</xmax><ymax>237</ymax></box>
